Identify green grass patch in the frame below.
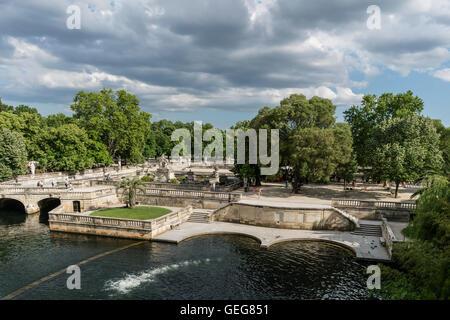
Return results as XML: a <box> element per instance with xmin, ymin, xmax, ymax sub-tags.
<box><xmin>91</xmin><ymin>206</ymin><xmax>172</xmax><ymax>220</ymax></box>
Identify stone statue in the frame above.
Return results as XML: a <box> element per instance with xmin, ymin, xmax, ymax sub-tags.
<box><xmin>30</xmin><ymin>162</ymin><xmax>35</xmax><ymax>175</ymax></box>
<box><xmin>155</xmin><ymin>155</ymin><xmax>175</xmax><ymax>182</ymax></box>
<box><xmin>159</xmin><ymin>154</ymin><xmax>169</xmax><ymax>168</ymax></box>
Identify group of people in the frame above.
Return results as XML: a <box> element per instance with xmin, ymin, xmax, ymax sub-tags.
<box><xmin>36</xmin><ymin>180</ymin><xmax>57</xmax><ymax>188</ymax></box>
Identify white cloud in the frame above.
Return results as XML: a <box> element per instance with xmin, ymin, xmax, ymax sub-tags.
<box><xmin>432</xmin><ymin>68</ymin><xmax>450</xmax><ymax>81</ymax></box>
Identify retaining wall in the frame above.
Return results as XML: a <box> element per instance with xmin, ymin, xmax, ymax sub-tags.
<box><xmin>211</xmin><ymin>203</ymin><xmax>356</xmax><ymax>231</ymax></box>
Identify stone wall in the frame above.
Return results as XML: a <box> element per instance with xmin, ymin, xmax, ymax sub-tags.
<box><xmin>49</xmin><ymin>206</ymin><xmax>192</xmax><ymax>240</ymax></box>
<box><xmin>0</xmin><ymin>187</ymin><xmax>120</xmax><ymax>214</ymax></box>
<box><xmin>381</xmin><ymin>217</ymin><xmax>397</xmax><ymax>259</ymax></box>
<box><xmin>212</xmin><ymin>203</ymin><xmax>356</xmax><ymax>231</ymax></box>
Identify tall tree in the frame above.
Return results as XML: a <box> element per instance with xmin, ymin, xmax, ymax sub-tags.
<box><xmin>344</xmin><ymin>91</ymin><xmax>424</xmax><ymax>173</ymax></box>
<box><xmin>333</xmin><ymin>123</ymin><xmax>357</xmax><ymax>188</ymax></box>
<box><xmin>432</xmin><ymin>120</ymin><xmax>450</xmax><ymax>178</ymax></box>
<box><xmin>371</xmin><ymin>115</ymin><xmax>443</xmax><ymax>198</ymax></box>
<box><xmin>71</xmin><ymin>89</ymin><xmax>151</xmax><ymax>164</ymax></box>
<box><xmin>0</xmin><ymin>128</ymin><xmax>27</xmax><ymax>181</ymax></box>
<box><xmin>33</xmin><ymin>124</ymin><xmax>95</xmax><ymax>172</ymax></box>
<box><xmin>248</xmin><ymin>94</ymin><xmax>344</xmax><ymax>190</ymax></box>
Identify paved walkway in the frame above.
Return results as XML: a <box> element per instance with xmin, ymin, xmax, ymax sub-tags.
<box><xmin>387</xmin><ymin>221</ymin><xmax>409</xmax><ymax>241</ymax></box>
<box><xmin>153</xmin><ymin>221</ymin><xmax>391</xmax><ymax>262</ymax></box>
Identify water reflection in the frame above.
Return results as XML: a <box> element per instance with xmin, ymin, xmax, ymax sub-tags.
<box><xmin>1</xmin><ymin>208</ymin><xmax>370</xmax><ymax>300</ymax></box>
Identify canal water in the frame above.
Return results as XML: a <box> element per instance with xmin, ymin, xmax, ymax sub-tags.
<box><xmin>0</xmin><ymin>208</ymin><xmax>371</xmax><ymax>300</ymax></box>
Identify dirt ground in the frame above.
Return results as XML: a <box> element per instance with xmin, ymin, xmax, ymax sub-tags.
<box><xmin>237</xmin><ymin>182</ymin><xmax>417</xmax><ymax>205</ymax></box>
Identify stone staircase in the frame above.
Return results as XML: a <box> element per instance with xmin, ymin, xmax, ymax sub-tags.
<box><xmin>351</xmin><ymin>222</ymin><xmax>382</xmax><ymax>237</ymax></box>
<box><xmin>187</xmin><ymin>209</ymin><xmax>213</xmax><ymax>224</ymax></box>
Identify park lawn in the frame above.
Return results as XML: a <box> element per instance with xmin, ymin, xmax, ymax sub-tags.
<box><xmin>91</xmin><ymin>206</ymin><xmax>172</xmax><ymax>220</ymax></box>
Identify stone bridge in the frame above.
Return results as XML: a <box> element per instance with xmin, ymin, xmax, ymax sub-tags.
<box><xmin>0</xmin><ymin>187</ymin><xmax>119</xmax><ymax>214</ymax></box>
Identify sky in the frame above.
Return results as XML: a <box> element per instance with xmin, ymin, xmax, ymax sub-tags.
<box><xmin>0</xmin><ymin>0</ymin><xmax>449</xmax><ymax>128</ymax></box>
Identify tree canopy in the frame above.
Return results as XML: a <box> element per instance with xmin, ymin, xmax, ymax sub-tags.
<box><xmin>0</xmin><ymin>128</ymin><xmax>27</xmax><ymax>181</ymax></box>
<box><xmin>246</xmin><ymin>94</ymin><xmax>354</xmax><ymax>188</ymax></box>
<box><xmin>371</xmin><ymin>115</ymin><xmax>443</xmax><ymax>197</ymax></box>
<box><xmin>344</xmin><ymin>91</ymin><xmax>424</xmax><ymax>172</ymax></box>
<box><xmin>71</xmin><ymin>89</ymin><xmax>151</xmax><ymax>164</ymax></box>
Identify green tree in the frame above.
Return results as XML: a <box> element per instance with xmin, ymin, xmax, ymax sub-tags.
<box><xmin>371</xmin><ymin>115</ymin><xmax>443</xmax><ymax>198</ymax></box>
<box><xmin>71</xmin><ymin>89</ymin><xmax>151</xmax><ymax>164</ymax></box>
<box><xmin>45</xmin><ymin>113</ymin><xmax>77</xmax><ymax>128</ymax></box>
<box><xmin>378</xmin><ymin>177</ymin><xmax>450</xmax><ymax>300</ymax></box>
<box><xmin>0</xmin><ymin>108</ymin><xmax>45</xmax><ymax>161</ymax></box>
<box><xmin>407</xmin><ymin>176</ymin><xmax>450</xmax><ymax>248</ymax></box>
<box><xmin>0</xmin><ymin>98</ymin><xmax>14</xmax><ymax>113</ymax></box>
<box><xmin>117</xmin><ymin>178</ymin><xmax>146</xmax><ymax>208</ymax></box>
<box><xmin>0</xmin><ymin>128</ymin><xmax>28</xmax><ymax>181</ymax></box>
<box><xmin>0</xmin><ymin>111</ymin><xmax>24</xmax><ymax>131</ymax></box>
<box><xmin>344</xmin><ymin>91</ymin><xmax>424</xmax><ymax>173</ymax></box>
<box><xmin>332</xmin><ymin>123</ymin><xmax>356</xmax><ymax>186</ymax></box>
<box><xmin>13</xmin><ymin>105</ymin><xmax>39</xmax><ymax>115</ymax></box>
<box><xmin>248</xmin><ymin>94</ymin><xmax>344</xmax><ymax>190</ymax></box>
<box><xmin>33</xmin><ymin>124</ymin><xmax>95</xmax><ymax>172</ymax></box>
<box><xmin>432</xmin><ymin>120</ymin><xmax>450</xmax><ymax>177</ymax></box>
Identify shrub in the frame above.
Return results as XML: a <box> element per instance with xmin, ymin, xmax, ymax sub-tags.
<box><xmin>141</xmin><ymin>175</ymin><xmax>153</xmax><ymax>182</ymax></box>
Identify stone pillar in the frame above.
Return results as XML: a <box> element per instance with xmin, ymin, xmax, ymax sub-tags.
<box><xmin>25</xmin><ymin>202</ymin><xmax>40</xmax><ymax>214</ymax></box>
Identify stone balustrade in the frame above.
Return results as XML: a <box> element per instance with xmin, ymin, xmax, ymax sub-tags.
<box><xmin>381</xmin><ymin>217</ymin><xmax>397</xmax><ymax>258</ymax></box>
<box><xmin>49</xmin><ymin>206</ymin><xmax>193</xmax><ymax>240</ymax></box>
<box><xmin>142</xmin><ymin>188</ymin><xmax>234</xmax><ymax>200</ymax></box>
<box><xmin>331</xmin><ymin>198</ymin><xmax>416</xmax><ymax>221</ymax></box>
<box><xmin>331</xmin><ymin>199</ymin><xmax>416</xmax><ymax>210</ymax></box>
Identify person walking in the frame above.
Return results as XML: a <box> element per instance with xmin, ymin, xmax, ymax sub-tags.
<box><xmin>258</xmin><ymin>187</ymin><xmax>262</xmax><ymax>199</ymax></box>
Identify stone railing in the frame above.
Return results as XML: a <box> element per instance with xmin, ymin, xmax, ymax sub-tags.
<box><xmin>381</xmin><ymin>217</ymin><xmax>397</xmax><ymax>258</ymax></box>
<box><xmin>374</xmin><ymin>201</ymin><xmax>416</xmax><ymax>210</ymax></box>
<box><xmin>140</xmin><ymin>188</ymin><xmax>240</xmax><ymax>201</ymax></box>
<box><xmin>0</xmin><ymin>186</ymin><xmax>116</xmax><ymax>200</ymax></box>
<box><xmin>0</xmin><ymin>187</ymin><xmax>68</xmax><ymax>194</ymax></box>
<box><xmin>331</xmin><ymin>199</ymin><xmax>416</xmax><ymax>210</ymax></box>
<box><xmin>92</xmin><ymin>180</ymin><xmax>242</xmax><ymax>192</ymax></box>
<box><xmin>49</xmin><ymin>212</ymin><xmax>153</xmax><ymax>231</ymax></box>
<box><xmin>150</xmin><ymin>206</ymin><xmax>192</xmax><ymax>232</ymax></box>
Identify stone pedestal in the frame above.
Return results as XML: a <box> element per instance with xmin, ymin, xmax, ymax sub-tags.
<box><xmin>155</xmin><ymin>167</ymin><xmax>175</xmax><ymax>182</ymax></box>
<box><xmin>186</xmin><ymin>170</ymin><xmax>195</xmax><ymax>184</ymax></box>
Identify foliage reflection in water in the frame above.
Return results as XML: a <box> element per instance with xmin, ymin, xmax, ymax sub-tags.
<box><xmin>0</xmin><ymin>210</ymin><xmax>370</xmax><ymax>300</ymax></box>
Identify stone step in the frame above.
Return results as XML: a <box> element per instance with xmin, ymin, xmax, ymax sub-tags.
<box><xmin>187</xmin><ymin>211</ymin><xmax>211</xmax><ymax>223</ymax></box>
<box><xmin>351</xmin><ymin>224</ymin><xmax>382</xmax><ymax>236</ymax></box>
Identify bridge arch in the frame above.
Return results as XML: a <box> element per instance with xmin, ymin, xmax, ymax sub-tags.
<box><xmin>175</xmin><ymin>232</ymin><xmax>263</xmax><ymax>245</ymax></box>
<box><xmin>264</xmin><ymin>238</ymin><xmax>357</xmax><ymax>257</ymax></box>
<box><xmin>37</xmin><ymin>198</ymin><xmax>61</xmax><ymax>223</ymax></box>
<box><xmin>0</xmin><ymin>198</ymin><xmax>26</xmax><ymax>214</ymax></box>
